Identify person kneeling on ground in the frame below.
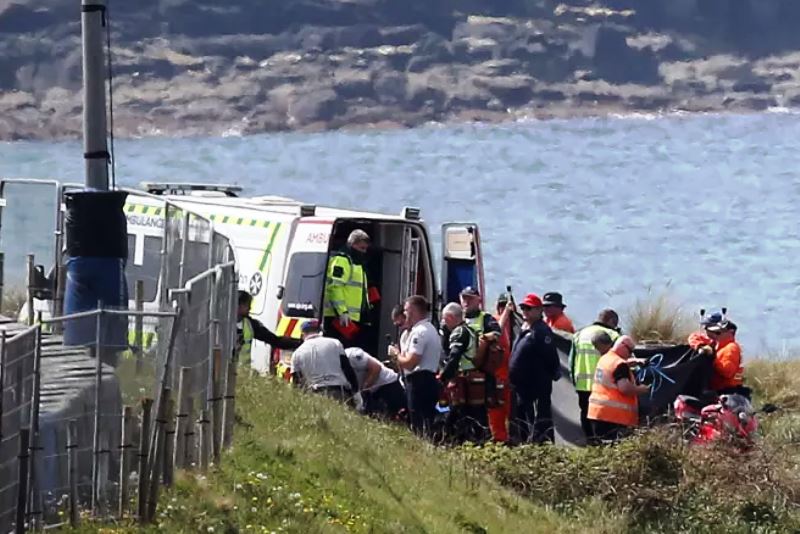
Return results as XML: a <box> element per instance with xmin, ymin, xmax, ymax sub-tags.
<box><xmin>588</xmin><ymin>334</ymin><xmax>650</xmax><ymax>443</ymax></box>
<box><xmin>291</xmin><ymin>319</ymin><xmax>359</xmax><ymax>403</ymax></box>
<box><xmin>345</xmin><ymin>347</ymin><xmax>406</xmax><ymax>418</ymax></box>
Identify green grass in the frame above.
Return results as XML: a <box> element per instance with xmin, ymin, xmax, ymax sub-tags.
<box><xmin>73</xmin><ymin>373</ymin><xmax>574</xmax><ymax>533</ymax></box>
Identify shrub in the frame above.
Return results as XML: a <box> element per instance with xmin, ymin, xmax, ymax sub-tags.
<box><xmin>625</xmin><ymin>287</ymin><xmax>694</xmax><ymax>344</ymax></box>
<box><xmin>464</xmin><ymin>428</ymin><xmax>800</xmax><ymax>533</ymax></box>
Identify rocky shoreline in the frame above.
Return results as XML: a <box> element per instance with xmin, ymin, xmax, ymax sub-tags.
<box><xmin>2</xmin><ymin>0</ymin><xmax>800</xmax><ymax>140</ymax></box>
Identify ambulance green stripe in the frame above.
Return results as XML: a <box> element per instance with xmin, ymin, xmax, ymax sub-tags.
<box><xmin>258</xmin><ymin>222</ymin><xmax>282</xmax><ymax>271</ymax></box>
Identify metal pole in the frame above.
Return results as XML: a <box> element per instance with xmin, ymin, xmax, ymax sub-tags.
<box><xmin>222</xmin><ymin>358</ymin><xmax>238</xmax><ymax>450</ymax></box>
<box><xmin>25</xmin><ymin>254</ymin><xmax>34</xmax><ymax>326</ymax></box>
<box><xmin>26</xmin><ymin>325</ymin><xmax>42</xmax><ymax>528</ymax></box>
<box><xmin>81</xmin><ymin>0</ymin><xmax>109</xmax><ymax>190</ymax></box>
<box><xmin>211</xmin><ymin>347</ymin><xmax>222</xmax><ymax>464</ymax></box>
<box><xmin>177</xmin><ymin>214</ymin><xmax>189</xmax><ymax>287</ymax></box>
<box><xmin>199</xmin><ymin>409</ymin><xmax>210</xmax><ymax>472</ymax></box>
<box><xmin>91</xmin><ymin>301</ymin><xmax>103</xmax><ymax>515</ymax></box>
<box><xmin>0</xmin><ymin>251</ymin><xmax>4</xmax><ymax>313</ymax></box>
<box><xmin>134</xmin><ymin>280</ymin><xmax>144</xmax><ymax>374</ymax></box>
<box><xmin>146</xmin><ymin>388</ymin><xmax>170</xmax><ymax>523</ymax></box>
<box><xmin>15</xmin><ymin>428</ymin><xmax>30</xmax><ymax>534</ymax></box>
<box><xmin>0</xmin><ymin>331</ymin><xmax>6</xmax><ymax>448</ymax></box>
<box><xmin>118</xmin><ymin>406</ymin><xmax>133</xmax><ymax>519</ymax></box>
<box><xmin>67</xmin><ymin>420</ymin><xmax>80</xmax><ymax>527</ymax></box>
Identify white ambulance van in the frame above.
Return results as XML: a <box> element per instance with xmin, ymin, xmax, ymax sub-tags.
<box><xmin>1</xmin><ymin>179</ymin><xmax>486</xmax><ymax>373</ymax></box>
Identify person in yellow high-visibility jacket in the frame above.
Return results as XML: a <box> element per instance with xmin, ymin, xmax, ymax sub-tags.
<box><xmin>323</xmin><ymin>229</ymin><xmax>378</xmax><ymax>347</ymax></box>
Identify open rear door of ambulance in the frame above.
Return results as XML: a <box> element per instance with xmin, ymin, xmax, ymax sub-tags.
<box><xmin>440</xmin><ymin>223</ymin><xmax>485</xmax><ymax>308</ymax></box>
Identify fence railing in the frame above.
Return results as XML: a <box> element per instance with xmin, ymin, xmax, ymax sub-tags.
<box><xmin>0</xmin><ymin>189</ymin><xmax>241</xmax><ymax>531</ymax></box>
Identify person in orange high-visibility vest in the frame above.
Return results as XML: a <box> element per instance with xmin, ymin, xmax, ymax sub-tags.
<box><xmin>588</xmin><ymin>334</ymin><xmax>650</xmax><ymax>442</ymax></box>
<box><xmin>705</xmin><ymin>320</ymin><xmax>744</xmax><ymax>394</ymax></box>
<box><xmin>487</xmin><ymin>293</ymin><xmax>514</xmax><ymax>443</ymax></box>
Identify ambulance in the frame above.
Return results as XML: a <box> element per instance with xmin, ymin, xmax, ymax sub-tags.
<box><xmin>0</xmin><ymin>179</ymin><xmax>487</xmax><ymax>372</ymax></box>
<box><xmin>125</xmin><ymin>183</ymin><xmax>487</xmax><ymax>372</ymax></box>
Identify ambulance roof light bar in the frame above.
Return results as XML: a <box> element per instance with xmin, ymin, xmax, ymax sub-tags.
<box><xmin>140</xmin><ymin>182</ymin><xmax>242</xmax><ymax>197</ymax></box>
<box><xmin>402</xmin><ymin>206</ymin><xmax>421</xmax><ymax>220</ymax></box>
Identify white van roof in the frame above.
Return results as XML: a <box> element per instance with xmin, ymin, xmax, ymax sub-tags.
<box><xmin>148</xmin><ymin>192</ymin><xmax>421</xmax><ymax>223</ymax></box>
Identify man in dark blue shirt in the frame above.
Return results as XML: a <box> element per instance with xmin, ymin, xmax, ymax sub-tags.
<box><xmin>508</xmin><ymin>293</ymin><xmax>560</xmax><ymax>444</ymax></box>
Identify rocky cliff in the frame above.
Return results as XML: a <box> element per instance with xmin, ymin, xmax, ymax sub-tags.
<box><xmin>2</xmin><ymin>0</ymin><xmax>800</xmax><ymax>139</ymax></box>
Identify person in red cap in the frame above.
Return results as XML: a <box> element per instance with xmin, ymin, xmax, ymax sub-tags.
<box><xmin>508</xmin><ymin>293</ymin><xmax>560</xmax><ymax>444</ymax></box>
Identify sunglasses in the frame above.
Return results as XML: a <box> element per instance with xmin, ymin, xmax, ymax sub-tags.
<box><xmin>519</xmin><ymin>305</ymin><xmax>532</xmax><ymax>311</ymax></box>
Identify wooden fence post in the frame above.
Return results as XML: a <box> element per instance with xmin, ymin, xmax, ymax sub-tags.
<box><xmin>222</xmin><ymin>358</ymin><xmax>238</xmax><ymax>449</ymax></box>
<box><xmin>184</xmin><ymin>395</ymin><xmax>195</xmax><ymax>469</ymax></box>
<box><xmin>15</xmin><ymin>428</ymin><xmax>30</xmax><ymax>534</ymax></box>
<box><xmin>137</xmin><ymin>398</ymin><xmax>153</xmax><ymax>524</ymax></box>
<box><xmin>118</xmin><ymin>406</ymin><xmax>133</xmax><ymax>519</ymax></box>
<box><xmin>173</xmin><ymin>367</ymin><xmax>191</xmax><ymax>470</ymax></box>
<box><xmin>199</xmin><ymin>409</ymin><xmax>210</xmax><ymax>472</ymax></box>
<box><xmin>146</xmin><ymin>388</ymin><xmax>170</xmax><ymax>523</ymax></box>
<box><xmin>163</xmin><ymin>397</ymin><xmax>176</xmax><ymax>486</ymax></box>
<box><xmin>211</xmin><ymin>347</ymin><xmax>222</xmax><ymax>464</ymax></box>
<box><xmin>67</xmin><ymin>420</ymin><xmax>80</xmax><ymax>527</ymax></box>
<box><xmin>25</xmin><ymin>254</ymin><xmax>34</xmax><ymax>326</ymax></box>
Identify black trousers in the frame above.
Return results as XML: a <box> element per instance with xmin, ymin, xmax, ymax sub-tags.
<box><xmin>365</xmin><ymin>379</ymin><xmax>407</xmax><ymax>417</ymax></box>
<box><xmin>577</xmin><ymin>391</ymin><xmax>599</xmax><ymax>445</ymax></box>
<box><xmin>405</xmin><ymin>371</ymin><xmax>440</xmax><ymax>438</ymax></box>
<box><xmin>591</xmin><ymin>420</ymin><xmax>631</xmax><ymax>443</ymax></box>
<box><xmin>510</xmin><ymin>387</ymin><xmax>554</xmax><ymax>445</ymax></box>
<box><xmin>447</xmin><ymin>405</ymin><xmax>489</xmax><ymax>444</ymax></box>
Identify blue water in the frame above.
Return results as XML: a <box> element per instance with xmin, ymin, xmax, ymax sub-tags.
<box><xmin>2</xmin><ymin>111</ymin><xmax>800</xmax><ymax>356</ymax></box>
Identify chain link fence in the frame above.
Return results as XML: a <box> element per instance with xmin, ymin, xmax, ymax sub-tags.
<box><xmin>0</xmin><ymin>197</ymin><xmax>239</xmax><ymax>531</ymax></box>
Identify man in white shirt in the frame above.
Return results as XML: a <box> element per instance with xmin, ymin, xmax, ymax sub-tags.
<box><xmin>291</xmin><ymin>319</ymin><xmax>359</xmax><ymax>402</ymax></box>
<box><xmin>345</xmin><ymin>347</ymin><xmax>406</xmax><ymax>418</ymax></box>
<box><xmin>390</xmin><ymin>295</ymin><xmax>441</xmax><ymax>437</ymax></box>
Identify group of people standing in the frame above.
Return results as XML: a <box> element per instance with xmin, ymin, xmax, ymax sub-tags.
<box><xmin>234</xmin><ymin>227</ymin><xmax>745</xmax><ymax>446</ymax></box>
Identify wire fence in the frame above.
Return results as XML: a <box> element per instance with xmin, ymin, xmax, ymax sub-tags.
<box><xmin>0</xmin><ymin>196</ymin><xmax>240</xmax><ymax>531</ymax></box>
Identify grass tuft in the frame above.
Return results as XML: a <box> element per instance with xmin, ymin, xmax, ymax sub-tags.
<box><xmin>625</xmin><ymin>287</ymin><xmax>695</xmax><ymax>343</ymax></box>
<box><xmin>1</xmin><ymin>287</ymin><xmax>25</xmax><ymax>317</ymax></box>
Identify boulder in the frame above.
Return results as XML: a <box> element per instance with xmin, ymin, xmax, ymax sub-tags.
<box><xmin>592</xmin><ymin>25</ymin><xmax>660</xmax><ymax>85</ymax></box>
<box><xmin>333</xmin><ymin>71</ymin><xmax>374</xmax><ymax>99</ymax></box>
<box><xmin>379</xmin><ymin>25</ymin><xmax>428</xmax><ymax>46</ymax></box>
<box><xmin>475</xmin><ymin>75</ymin><xmax>535</xmax><ymax>106</ymax></box>
<box><xmin>287</xmin><ymin>88</ymin><xmax>345</xmax><ymax>126</ymax></box>
<box><xmin>405</xmin><ymin>83</ymin><xmax>446</xmax><ymax>111</ymax></box>
<box><xmin>373</xmin><ymin>71</ymin><xmax>408</xmax><ymax>104</ymax></box>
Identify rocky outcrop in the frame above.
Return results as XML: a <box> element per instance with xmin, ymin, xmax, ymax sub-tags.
<box><xmin>1</xmin><ymin>0</ymin><xmax>800</xmax><ymax>139</ymax></box>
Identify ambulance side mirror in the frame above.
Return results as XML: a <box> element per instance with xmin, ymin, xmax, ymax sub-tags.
<box><xmin>276</xmin><ymin>285</ymin><xmax>284</xmax><ymax>299</ymax></box>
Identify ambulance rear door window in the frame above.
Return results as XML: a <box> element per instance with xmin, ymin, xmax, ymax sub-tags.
<box><xmin>281</xmin><ymin>252</ymin><xmax>326</xmax><ymax>318</ymax></box>
<box><xmin>127</xmin><ymin>234</ymin><xmax>161</xmax><ymax>302</ymax></box>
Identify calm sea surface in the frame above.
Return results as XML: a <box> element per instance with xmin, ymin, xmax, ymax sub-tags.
<box><xmin>2</xmin><ymin>111</ymin><xmax>800</xmax><ymax>356</ymax></box>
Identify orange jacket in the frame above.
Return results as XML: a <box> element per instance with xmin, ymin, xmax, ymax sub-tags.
<box><xmin>588</xmin><ymin>350</ymin><xmax>639</xmax><ymax>427</ymax></box>
<box><xmin>545</xmin><ymin>312</ymin><xmax>575</xmax><ymax>334</ymax></box>
<box><xmin>493</xmin><ymin>313</ymin><xmax>511</xmax><ymax>381</ymax></box>
<box><xmin>709</xmin><ymin>338</ymin><xmax>744</xmax><ymax>391</ymax></box>
<box><xmin>688</xmin><ymin>330</ymin><xmax>714</xmax><ymax>350</ymax></box>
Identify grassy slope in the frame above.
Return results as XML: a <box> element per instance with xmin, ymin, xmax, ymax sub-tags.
<box><xmin>84</xmin><ymin>373</ymin><xmax>580</xmax><ymax>534</ymax></box>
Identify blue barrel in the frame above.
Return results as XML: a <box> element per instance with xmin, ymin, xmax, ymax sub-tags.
<box><xmin>62</xmin><ymin>190</ymin><xmax>129</xmax><ymax>355</ymax></box>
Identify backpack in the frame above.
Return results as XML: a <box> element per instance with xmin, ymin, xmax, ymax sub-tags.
<box><xmin>474</xmin><ymin>332</ymin><xmax>504</xmax><ymax>374</ymax></box>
